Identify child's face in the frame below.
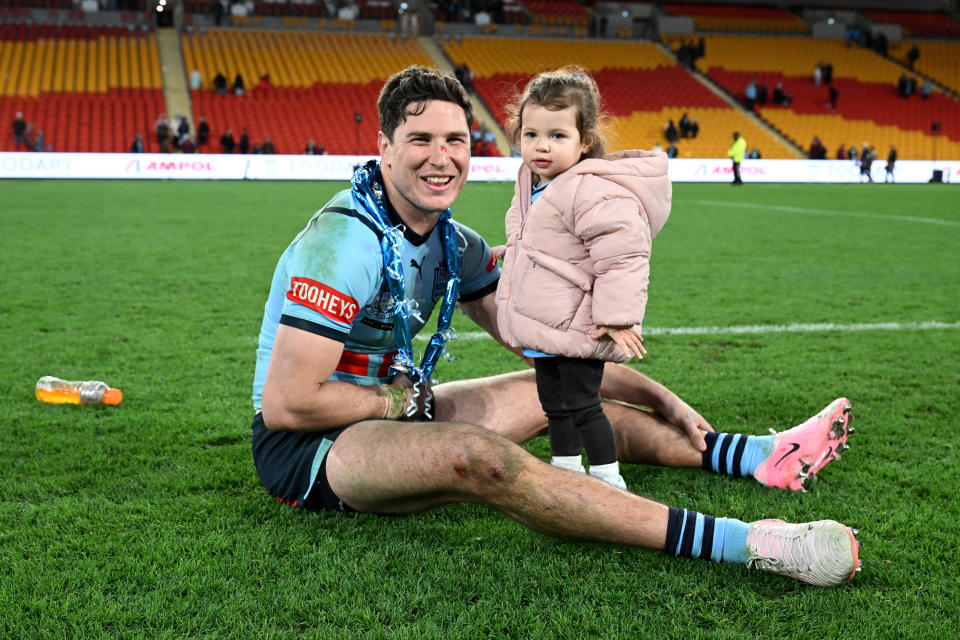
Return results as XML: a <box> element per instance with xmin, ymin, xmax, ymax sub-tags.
<box><xmin>520</xmin><ymin>103</ymin><xmax>589</xmax><ymax>184</ymax></box>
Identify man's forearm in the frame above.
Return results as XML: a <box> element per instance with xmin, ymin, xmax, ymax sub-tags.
<box><xmin>261</xmin><ymin>380</ymin><xmax>406</xmax><ymax>432</ymax></box>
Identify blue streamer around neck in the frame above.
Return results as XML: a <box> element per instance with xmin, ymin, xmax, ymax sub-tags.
<box><xmin>351</xmin><ymin>160</ymin><xmax>461</xmax><ymax>385</ymax></box>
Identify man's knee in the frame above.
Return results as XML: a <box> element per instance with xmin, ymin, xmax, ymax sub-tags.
<box><xmin>445</xmin><ymin>424</ymin><xmax>526</xmax><ymax>488</ymax></box>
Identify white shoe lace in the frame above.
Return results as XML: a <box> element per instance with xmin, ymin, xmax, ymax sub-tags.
<box><xmin>747</xmin><ymin>525</ymin><xmax>808</xmax><ymax>575</ymax></box>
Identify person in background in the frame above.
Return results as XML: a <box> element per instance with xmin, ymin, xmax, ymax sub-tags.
<box><xmin>728</xmin><ymin>132</ymin><xmax>747</xmax><ymax>185</ymax></box>
<box><xmin>220</xmin><ymin>127</ymin><xmax>236</xmax><ymax>154</ymax></box>
<box><xmin>197</xmin><ymin>116</ymin><xmax>210</xmax><ymax>147</ymax></box>
<box><xmin>12</xmin><ymin>111</ymin><xmax>26</xmax><ymax>148</ymax></box>
<box><xmin>130</xmin><ymin>132</ymin><xmax>144</xmax><ymax>153</ymax></box>
<box><xmin>885</xmin><ymin>145</ymin><xmax>897</xmax><ymax>183</ymax></box>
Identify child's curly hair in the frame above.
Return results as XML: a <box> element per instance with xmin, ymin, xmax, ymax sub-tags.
<box><xmin>504</xmin><ymin>65</ymin><xmax>609</xmax><ymax>160</ymax></box>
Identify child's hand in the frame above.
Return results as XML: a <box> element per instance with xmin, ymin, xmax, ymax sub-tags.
<box><xmin>491</xmin><ymin>245</ymin><xmax>506</xmax><ymax>261</ymax></box>
<box><xmin>590</xmin><ymin>325</ymin><xmax>646</xmax><ymax>361</ymax></box>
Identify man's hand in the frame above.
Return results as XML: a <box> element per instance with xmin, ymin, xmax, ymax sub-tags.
<box><xmin>656</xmin><ymin>396</ymin><xmax>714</xmax><ymax>453</ymax></box>
<box><xmin>384</xmin><ymin>374</ymin><xmax>435</xmax><ymax>421</ymax></box>
<box><xmin>590</xmin><ymin>325</ymin><xmax>647</xmax><ymax>361</ymax></box>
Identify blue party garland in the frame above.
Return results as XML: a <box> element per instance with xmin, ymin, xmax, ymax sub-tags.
<box><xmin>351</xmin><ymin>160</ymin><xmax>461</xmax><ymax>415</ymax></box>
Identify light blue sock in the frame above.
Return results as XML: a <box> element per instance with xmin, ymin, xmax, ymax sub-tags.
<box><xmin>702</xmin><ymin>433</ymin><xmax>776</xmax><ymax>477</ymax></box>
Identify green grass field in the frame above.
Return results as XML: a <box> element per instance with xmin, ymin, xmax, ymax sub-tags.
<box><xmin>2</xmin><ymin>179</ymin><xmax>959</xmax><ymax>638</ymax></box>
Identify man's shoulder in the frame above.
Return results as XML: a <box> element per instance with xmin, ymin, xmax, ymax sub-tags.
<box><xmin>294</xmin><ymin>190</ymin><xmax>383</xmax><ymax>252</ymax></box>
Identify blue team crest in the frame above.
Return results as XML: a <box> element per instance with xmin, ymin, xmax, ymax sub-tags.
<box><xmin>364</xmin><ymin>284</ymin><xmax>395</xmax><ymax>321</ymax></box>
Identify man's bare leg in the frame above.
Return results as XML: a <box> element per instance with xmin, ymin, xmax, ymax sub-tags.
<box><xmin>433</xmin><ymin>370</ymin><xmax>702</xmax><ymax>468</ymax></box>
<box><xmin>324</xmin><ymin>417</ymin><xmax>862</xmax><ymax>586</ymax></box>
<box><xmin>326</xmin><ymin>418</ymin><xmax>669</xmax><ymax>547</ymax></box>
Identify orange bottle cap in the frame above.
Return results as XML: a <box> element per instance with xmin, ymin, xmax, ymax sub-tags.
<box><xmin>103</xmin><ymin>388</ymin><xmax>123</xmax><ymax>405</ymax></box>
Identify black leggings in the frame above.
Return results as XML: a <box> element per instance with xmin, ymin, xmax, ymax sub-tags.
<box><xmin>534</xmin><ymin>356</ymin><xmax>617</xmax><ymax>465</ymax></box>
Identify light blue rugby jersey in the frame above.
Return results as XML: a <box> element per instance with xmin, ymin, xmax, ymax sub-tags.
<box><xmin>252</xmin><ymin>186</ymin><xmax>500</xmax><ymax>409</ymax></box>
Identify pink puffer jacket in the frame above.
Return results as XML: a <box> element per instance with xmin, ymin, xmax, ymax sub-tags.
<box><xmin>496</xmin><ymin>149</ymin><xmax>671</xmax><ymax>362</ymax></box>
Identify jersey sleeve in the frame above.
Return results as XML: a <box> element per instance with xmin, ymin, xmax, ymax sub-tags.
<box><xmin>279</xmin><ymin>212</ymin><xmax>383</xmax><ymax>342</ymax></box>
<box><xmin>454</xmin><ymin>221</ymin><xmax>500</xmax><ymax>302</ymax></box>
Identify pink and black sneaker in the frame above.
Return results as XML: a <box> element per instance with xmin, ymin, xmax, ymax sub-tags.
<box><xmin>753</xmin><ymin>398</ymin><xmax>854</xmax><ymax>491</ymax></box>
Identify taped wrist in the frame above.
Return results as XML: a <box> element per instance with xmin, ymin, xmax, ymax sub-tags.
<box><xmin>379</xmin><ymin>385</ymin><xmax>410</xmax><ymax>420</ymax></box>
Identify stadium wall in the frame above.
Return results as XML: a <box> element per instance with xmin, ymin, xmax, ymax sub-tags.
<box><xmin>1</xmin><ymin>153</ymin><xmax>957</xmax><ymax>183</ymax></box>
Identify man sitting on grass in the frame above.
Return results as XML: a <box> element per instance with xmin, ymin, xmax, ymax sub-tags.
<box><xmin>251</xmin><ymin>65</ymin><xmax>862</xmax><ymax>587</ymax></box>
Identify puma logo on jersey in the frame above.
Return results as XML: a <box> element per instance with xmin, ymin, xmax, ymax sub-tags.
<box><xmin>287</xmin><ymin>277</ymin><xmax>359</xmax><ymax>324</ymax></box>
<box><xmin>410</xmin><ymin>257</ymin><xmax>424</xmax><ymax>279</ymax></box>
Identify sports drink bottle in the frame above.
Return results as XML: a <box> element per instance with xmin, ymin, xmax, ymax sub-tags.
<box><xmin>35</xmin><ymin>376</ymin><xmax>123</xmax><ymax>405</ymax></box>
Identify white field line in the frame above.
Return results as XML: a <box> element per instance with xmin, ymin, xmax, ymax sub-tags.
<box><xmin>418</xmin><ymin>321</ymin><xmax>960</xmax><ymax>342</ymax></box>
<box><xmin>685</xmin><ymin>199</ymin><xmax>960</xmax><ymax>228</ymax></box>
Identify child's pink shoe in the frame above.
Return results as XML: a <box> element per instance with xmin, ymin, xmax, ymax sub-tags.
<box><xmin>753</xmin><ymin>398</ymin><xmax>854</xmax><ymax>491</ymax></box>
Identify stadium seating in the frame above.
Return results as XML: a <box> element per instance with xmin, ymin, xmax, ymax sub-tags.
<box><xmin>683</xmin><ymin>34</ymin><xmax>960</xmax><ymax>159</ymax></box>
<box><xmin>181</xmin><ymin>30</ymin><xmax>433</xmax><ymax>154</ymax></box>
<box><xmin>861</xmin><ymin>10</ymin><xmax>960</xmax><ymax>38</ymax></box>
<box><xmin>523</xmin><ymin>1</ymin><xmax>588</xmax><ymax>27</ymax></box>
<box><xmin>0</xmin><ymin>22</ymin><xmax>164</xmax><ymax>153</ymax></box>
<box><xmin>891</xmin><ymin>40</ymin><xmax>960</xmax><ymax>95</ymax></box>
<box><xmin>660</xmin><ymin>3</ymin><xmax>808</xmax><ymax>34</ymax></box>
<box><xmin>441</xmin><ymin>36</ymin><xmax>796</xmax><ymax>158</ymax></box>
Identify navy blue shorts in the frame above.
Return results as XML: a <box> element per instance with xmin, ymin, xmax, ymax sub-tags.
<box><xmin>251</xmin><ymin>412</ymin><xmax>355</xmax><ymax>512</ymax></box>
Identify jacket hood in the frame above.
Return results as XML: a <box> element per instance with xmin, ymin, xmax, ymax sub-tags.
<box><xmin>519</xmin><ymin>149</ymin><xmax>671</xmax><ymax>238</ymax></box>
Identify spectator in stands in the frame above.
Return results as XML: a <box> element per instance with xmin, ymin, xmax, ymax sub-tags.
<box><xmin>921</xmin><ymin>80</ymin><xmax>932</xmax><ymax>99</ymax></box>
<box><xmin>828</xmin><ymin>86</ymin><xmax>839</xmax><ymax>110</ymax></box>
<box><xmin>898</xmin><ymin>75</ymin><xmax>916</xmax><ymax>98</ymax></box>
<box><xmin>758</xmin><ymin>81</ymin><xmax>768</xmax><ymax>106</ymax></box>
<box><xmin>23</xmin><ymin>123</ymin><xmax>35</xmax><ymax>152</ymax></box>
<box><xmin>233</xmin><ymin>74</ymin><xmax>245</xmax><ymax>96</ymax></box>
<box><xmin>239</xmin><ymin>128</ymin><xmax>250</xmax><ymax>154</ymax></box>
<box><xmin>666</xmin><ymin>143</ymin><xmax>678</xmax><ymax>159</ymax></box>
<box><xmin>748</xmin><ymin>147</ymin><xmax>761</xmax><ymax>160</ymax></box>
<box><xmin>190</xmin><ymin>69</ymin><xmax>203</xmax><ymax>91</ymax></box>
<box><xmin>130</xmin><ymin>132</ymin><xmax>144</xmax><ymax>153</ymax></box>
<box><xmin>305</xmin><ymin>139</ymin><xmax>319</xmax><ymax>155</ymax></box>
<box><xmin>155</xmin><ymin>114</ymin><xmax>170</xmax><ymax>153</ymax></box>
<box><xmin>728</xmin><ymin>132</ymin><xmax>746</xmax><ymax>186</ymax></box>
<box><xmin>180</xmin><ymin>135</ymin><xmax>196</xmax><ymax>154</ymax></box>
<box><xmin>848</xmin><ymin>144</ymin><xmax>858</xmax><ymax>163</ymax></box>
<box><xmin>689</xmin><ymin>118</ymin><xmax>699</xmax><ymax>139</ymax></box>
<box><xmin>678</xmin><ymin>113</ymin><xmax>691</xmax><ymax>138</ymax></box>
<box><xmin>885</xmin><ymin>145</ymin><xmax>897</xmax><ymax>183</ymax></box>
<box><xmin>809</xmin><ymin>136</ymin><xmax>827</xmax><ymax>160</ymax></box>
<box><xmin>177</xmin><ymin>116</ymin><xmax>190</xmax><ymax>141</ymax></box>
<box><xmin>860</xmin><ymin>143</ymin><xmax>875</xmax><ymax>182</ymax></box>
<box><xmin>316</xmin><ymin>141</ymin><xmax>327</xmax><ymax>155</ymax></box>
<box><xmin>744</xmin><ymin>78</ymin><xmax>758</xmax><ymax>111</ymax></box>
<box><xmin>813</xmin><ymin>62</ymin><xmax>822</xmax><ymax>86</ymax></box>
<box><xmin>213</xmin><ymin>0</ymin><xmax>225</xmax><ymax>26</ymax></box>
<box><xmin>261</xmin><ymin>136</ymin><xmax>276</xmax><ymax>155</ymax></box>
<box><xmin>12</xmin><ymin>112</ymin><xmax>26</xmax><ymax>149</ymax></box>
<box><xmin>257</xmin><ymin>74</ymin><xmax>272</xmax><ymax>92</ymax></box>
<box><xmin>822</xmin><ymin>62</ymin><xmax>833</xmax><ymax>85</ymax></box>
<box><xmin>197</xmin><ymin>116</ymin><xmax>210</xmax><ymax>147</ymax></box>
<box><xmin>214</xmin><ymin>72</ymin><xmax>228</xmax><ymax>96</ymax></box>
<box><xmin>873</xmin><ymin>32</ymin><xmax>888</xmax><ymax>57</ymax></box>
<box><xmin>454</xmin><ymin>64</ymin><xmax>474</xmax><ymax>92</ymax></box>
<box><xmin>836</xmin><ymin>144</ymin><xmax>846</xmax><ymax>160</ymax></box>
<box><xmin>664</xmin><ymin>119</ymin><xmax>679</xmax><ymax>144</ymax></box>
<box><xmin>34</xmin><ymin>130</ymin><xmax>45</xmax><ymax>152</ymax></box>
<box><xmin>220</xmin><ymin>127</ymin><xmax>236</xmax><ymax>154</ymax></box>
<box><xmin>906</xmin><ymin>45</ymin><xmax>919</xmax><ymax>70</ymax></box>
<box><xmin>773</xmin><ymin>82</ymin><xmax>791</xmax><ymax>106</ymax></box>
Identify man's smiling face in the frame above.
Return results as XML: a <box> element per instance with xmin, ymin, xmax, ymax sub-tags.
<box><xmin>378</xmin><ymin>100</ymin><xmax>471</xmax><ymax>226</ymax></box>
